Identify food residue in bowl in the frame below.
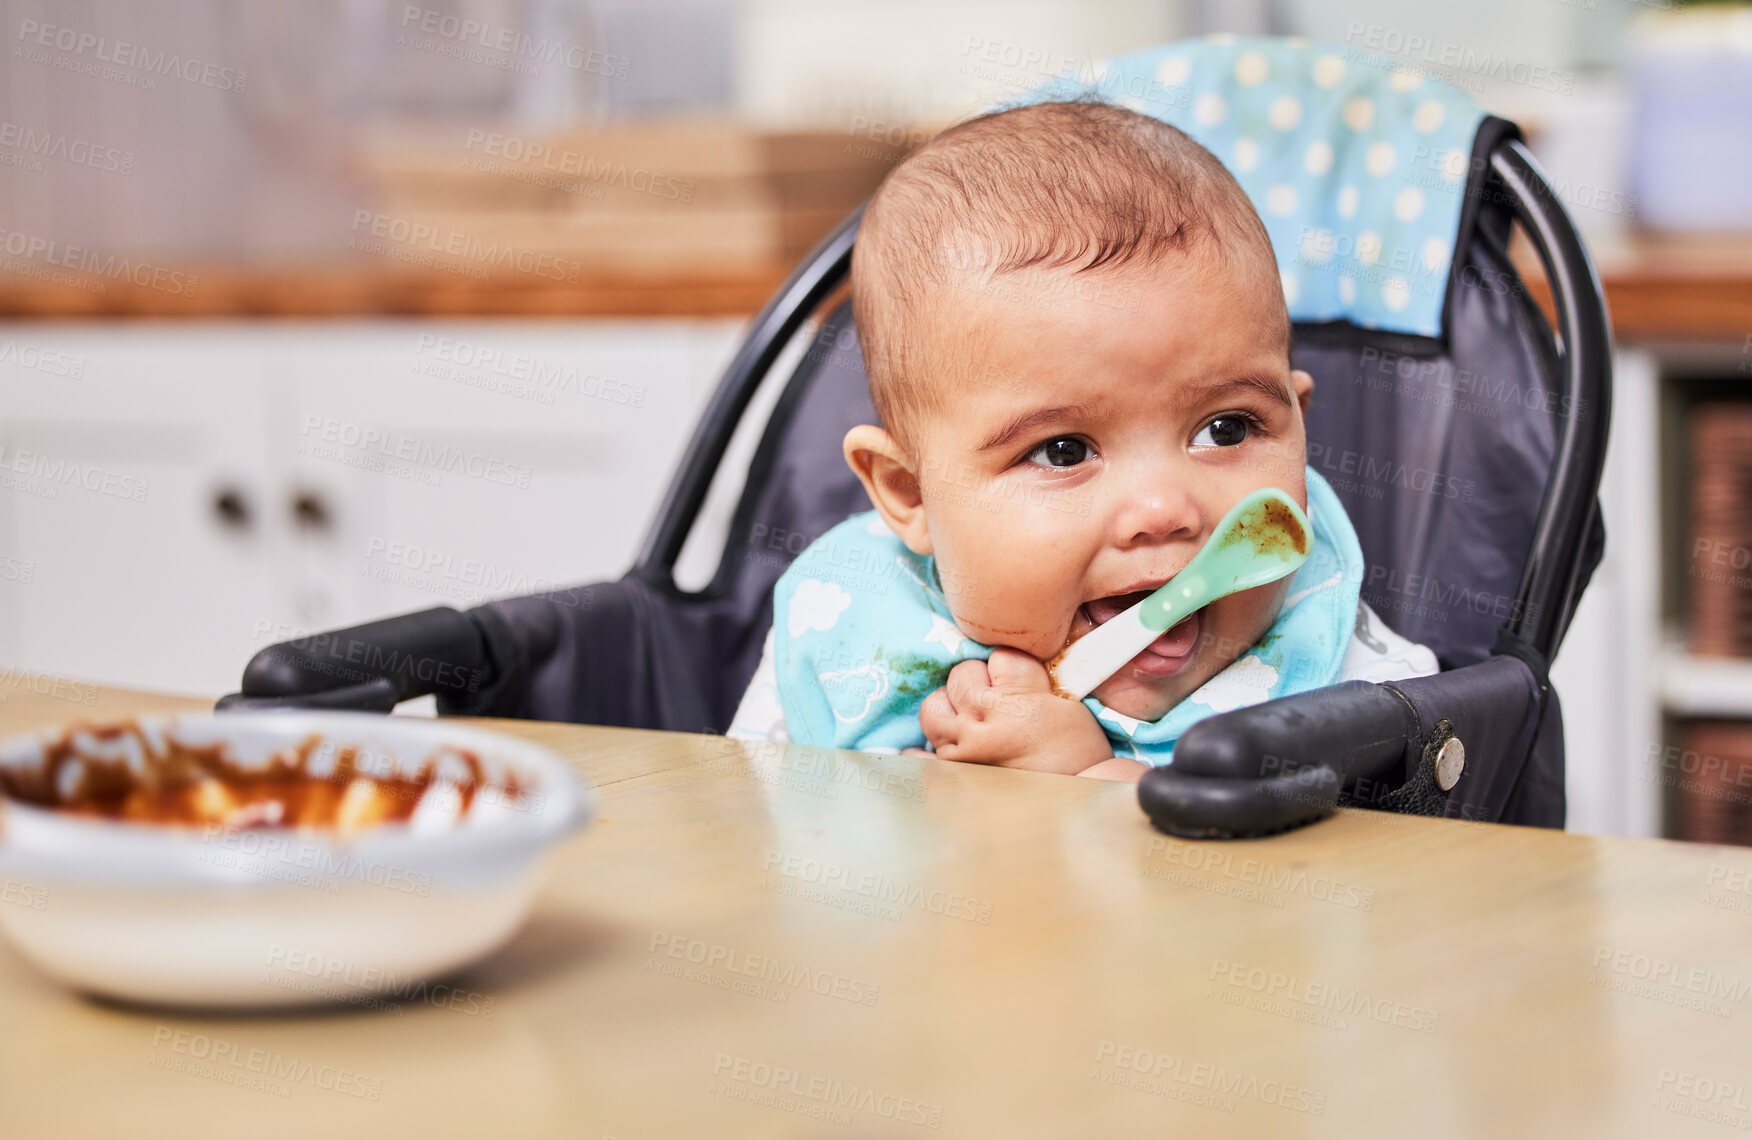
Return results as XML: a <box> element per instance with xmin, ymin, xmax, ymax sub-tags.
<box><xmin>0</xmin><ymin>721</ymin><xmax>529</xmax><ymax>833</ymax></box>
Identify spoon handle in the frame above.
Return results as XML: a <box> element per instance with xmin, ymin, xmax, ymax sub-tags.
<box><xmin>1051</xmin><ymin>588</ymin><xmax>1203</xmax><ymax>700</ymax></box>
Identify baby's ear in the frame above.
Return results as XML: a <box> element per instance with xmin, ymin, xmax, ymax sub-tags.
<box><xmin>843</xmin><ymin>424</ymin><xmax>932</xmax><ymax>555</ymax></box>
<box><xmin>1291</xmin><ymin>369</ymin><xmax>1315</xmax><ymax>417</ymax></box>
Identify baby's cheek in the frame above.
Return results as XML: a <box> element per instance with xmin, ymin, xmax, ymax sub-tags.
<box><xmin>951</xmin><ymin>602</ymin><xmax>1067</xmax><ymax>660</ymax></box>
<box><xmin>933</xmin><ymin>532</ymin><xmax>1083</xmax><ymax>658</ymax></box>
<box><xmin>1207</xmin><ymin>582</ymin><xmax>1288</xmax><ymax>662</ymax></box>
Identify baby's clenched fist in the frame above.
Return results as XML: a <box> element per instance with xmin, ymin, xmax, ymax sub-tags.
<box><xmin>918</xmin><ymin>648</ymin><xmax>1114</xmax><ymax>776</ymax></box>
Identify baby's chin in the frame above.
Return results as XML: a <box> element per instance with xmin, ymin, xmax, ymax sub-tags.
<box><xmin>1075</xmin><ymin>611</ymin><xmax>1210</xmax><ymax>722</ymax></box>
<box><xmin>1089</xmin><ymin>675</ymin><xmax>1183</xmax><ymax>723</ymax></box>
<box><xmin>1086</xmin><ymin>634</ymin><xmax>1229</xmax><ymax>721</ymax></box>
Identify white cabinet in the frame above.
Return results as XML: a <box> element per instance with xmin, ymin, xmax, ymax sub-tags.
<box><xmin>1549</xmin><ymin>349</ymin><xmax>1661</xmax><ymax>838</ymax></box>
<box><xmin>0</xmin><ymin>319</ymin><xmax>745</xmax><ymax>698</ymax></box>
<box><xmin>0</xmin><ymin>327</ymin><xmax>284</xmax><ymax>698</ymax></box>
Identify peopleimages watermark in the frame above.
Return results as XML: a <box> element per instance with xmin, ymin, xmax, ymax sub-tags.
<box><xmin>15</xmin><ymin>19</ymin><xmax>248</xmax><ymax>93</ymax></box>
<box><xmin>298</xmin><ymin>415</ymin><xmax>534</xmax><ymax>489</ymax></box>
<box><xmin>0</xmin><ymin>227</ymin><xmax>198</xmax><ymax>297</ymax></box>
<box><xmin>0</xmin><ymin>444</ymin><xmax>149</xmax><ymax>503</ymax></box>
<box><xmin>148</xmin><ymin>1027</ymin><xmax>381</xmax><ymax>1101</ymax></box>
<box><xmin>1091</xmin><ymin>1040</ymin><xmax>1326</xmax><ymax>1116</ymax></box>
<box><xmin>1364</xmin><ymin>561</ymin><xmax>1537</xmax><ymax>627</ymax></box>
<box><xmin>1142</xmin><ymin>835</ymin><xmax>1376</xmax><ymax>911</ymax></box>
<box><xmin>0</xmin><ymin>664</ymin><xmax>99</xmax><ymax>707</ymax></box>
<box><xmin>262</xmin><ymin>946</ymin><xmax>496</xmax><ymax>1017</ymax></box>
<box><xmin>1342</xmin><ymin>21</ymin><xmax>1575</xmax><ymax>95</ymax></box>
<box><xmin>705</xmin><ymin>736</ymin><xmax>929</xmax><ymax>803</ymax></box>
<box><xmin>1355</xmin><ymin>345</ymin><xmax>1588</xmax><ymax>421</ymax></box>
<box><xmin>1645</xmin><ymin>743</ymin><xmax>1752</xmax><ymax>809</ymax></box>
<box><xmin>709</xmin><ymin>1053</ymin><xmax>943</xmax><ymax>1129</ymax></box>
<box><xmin>362</xmin><ymin>535</ymin><xmax>570</xmax><ymax>608</ymax></box>
<box><xmin>647</xmin><ymin>931</ymin><xmax>882</xmax><ymax>1007</ymax></box>
<box><xmin>0</xmin><ymin>121</ymin><xmax>132</xmax><ymax>175</ymax></box>
<box><xmin>244</xmin><ymin>628</ymin><xmax>488</xmax><ymax>699</ymax></box>
<box><xmin>1307</xmin><ymin>441</ymin><xmax>1475</xmax><ymax>504</ymax></box>
<box><xmin>742</xmin><ymin>522</ymin><xmax>992</xmax><ymax>610</ymax></box>
<box><xmin>957</xmin><ymin>35</ymin><xmax>1194</xmax><ymax>113</ymax></box>
<box><xmin>1590</xmin><ymin>945</ymin><xmax>1752</xmax><ymax>1018</ymax></box>
<box><xmin>1655</xmin><ymin>1068</ymin><xmax>1752</xmax><ymax>1131</ymax></box>
<box><xmin>938</xmin><ymin>244</ymin><xmax>1143</xmax><ymax>317</ymax></box>
<box><xmin>918</xmin><ymin>454</ymin><xmax>1095</xmax><ymax>520</ymax></box>
<box><xmin>761</xmin><ymin>850</ymin><xmax>994</xmax><ymax>924</ymax></box>
<box><xmin>1702</xmin><ymin>863</ymin><xmax>1752</xmax><ymax>918</ymax></box>
<box><xmin>0</xmin><ymin>877</ymin><xmax>49</xmax><ymax>910</ymax></box>
<box><xmin>1206</xmin><ymin>958</ymin><xmax>1441</xmax><ymax>1034</ymax></box>
<box><xmin>197</xmin><ymin>826</ymin><xmax>434</xmax><ymax>897</ymax></box>
<box><xmin>411</xmin><ymin>334</ymin><xmax>645</xmax><ymax>408</ymax></box>
<box><xmin>349</xmin><ymin>210</ymin><xmax>582</xmax><ymax>283</ymax></box>
<box><xmin>461</xmin><ymin>130</ymin><xmax>692</xmax><ymax>204</ymax></box>
<box><xmin>843</xmin><ymin>115</ymin><xmax>930</xmax><ymax>166</ymax></box>
<box><xmin>0</xmin><ymin>338</ymin><xmax>85</xmax><ymax>378</ymax></box>
<box><xmin>1691</xmin><ymin>538</ymin><xmax>1752</xmax><ymax>593</ymax></box>
<box><xmin>398</xmin><ymin>5</ymin><xmax>628</xmax><ymax>80</ymax></box>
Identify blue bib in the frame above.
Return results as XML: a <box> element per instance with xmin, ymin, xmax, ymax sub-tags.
<box><xmin>773</xmin><ymin>467</ymin><xmax>1362</xmax><ymax>764</ymax></box>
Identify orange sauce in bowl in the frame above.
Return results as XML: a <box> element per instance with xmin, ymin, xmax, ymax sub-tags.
<box><xmin>0</xmin><ymin>720</ymin><xmax>525</xmax><ymax>832</ymax></box>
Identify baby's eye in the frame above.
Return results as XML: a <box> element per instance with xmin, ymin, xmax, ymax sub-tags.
<box><xmin>1025</xmin><ymin>437</ymin><xmax>1090</xmax><ymax>468</ymax></box>
<box><xmin>1192</xmin><ymin>415</ymin><xmax>1254</xmax><ymax>448</ymax></box>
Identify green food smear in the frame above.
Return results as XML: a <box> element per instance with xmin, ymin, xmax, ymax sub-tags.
<box><xmin>881</xmin><ymin>650</ymin><xmax>953</xmax><ymax>701</ymax></box>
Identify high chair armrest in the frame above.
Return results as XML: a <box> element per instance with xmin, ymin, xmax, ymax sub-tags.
<box><xmin>1138</xmin><ymin>655</ymin><xmax>1549</xmax><ymax>838</ymax></box>
<box><xmin>438</xmin><ymin>575</ymin><xmax>739</xmax><ymax>730</ymax></box>
<box><xmin>1139</xmin><ymin>680</ymin><xmax>1419</xmax><ymax>838</ymax></box>
<box><xmin>215</xmin><ymin>607</ymin><xmax>493</xmax><ymax>713</ymax></box>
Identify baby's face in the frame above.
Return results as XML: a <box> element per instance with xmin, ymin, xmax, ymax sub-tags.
<box><xmin>905</xmin><ymin>250</ymin><xmax>1312</xmax><ymax>723</ymax></box>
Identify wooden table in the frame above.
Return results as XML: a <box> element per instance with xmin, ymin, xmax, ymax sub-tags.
<box><xmin>3</xmin><ymin>684</ymin><xmax>1752</xmax><ymax>1138</ymax></box>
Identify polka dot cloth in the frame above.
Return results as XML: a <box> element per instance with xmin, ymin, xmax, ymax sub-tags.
<box><xmin>1015</xmin><ymin>36</ymin><xmax>1486</xmax><ymax>338</ymax></box>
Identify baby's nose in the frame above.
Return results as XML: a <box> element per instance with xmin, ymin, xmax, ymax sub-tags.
<box><xmin>1111</xmin><ymin>480</ymin><xmax>1202</xmax><ymax>547</ymax></box>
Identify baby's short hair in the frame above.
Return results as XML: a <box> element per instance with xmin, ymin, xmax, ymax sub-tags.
<box><xmin>852</xmin><ymin>100</ymin><xmax>1284</xmax><ymax>449</ymax></box>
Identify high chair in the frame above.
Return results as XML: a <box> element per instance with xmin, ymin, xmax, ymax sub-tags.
<box><xmin>221</xmin><ymin>37</ymin><xmax>1611</xmax><ymax>838</ymax></box>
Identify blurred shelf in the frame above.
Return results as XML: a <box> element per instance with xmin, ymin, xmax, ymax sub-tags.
<box><xmin>0</xmin><ymin>117</ymin><xmax>908</xmax><ymax>321</ymax></box>
<box><xmin>1522</xmin><ymin>230</ymin><xmax>1752</xmax><ymax>344</ymax></box>
<box><xmin>1660</xmin><ymin>638</ymin><xmax>1752</xmax><ymax>718</ymax></box>
<box><xmin>0</xmin><ymin>263</ymin><xmax>793</xmax><ymax>319</ymax></box>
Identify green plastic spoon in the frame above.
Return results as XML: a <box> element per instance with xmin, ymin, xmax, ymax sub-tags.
<box><xmin>1049</xmin><ymin>488</ymin><xmax>1312</xmax><ymax>699</ymax></box>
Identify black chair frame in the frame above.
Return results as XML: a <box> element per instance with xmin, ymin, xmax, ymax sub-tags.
<box><xmin>220</xmin><ymin>136</ymin><xmax>1611</xmax><ymax>839</ymax></box>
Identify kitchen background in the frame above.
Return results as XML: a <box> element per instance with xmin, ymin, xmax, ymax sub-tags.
<box><xmin>1</xmin><ymin>0</ymin><xmax>1749</xmax><ymax>842</ymax></box>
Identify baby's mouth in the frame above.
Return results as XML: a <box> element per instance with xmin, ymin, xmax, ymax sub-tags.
<box><xmin>1076</xmin><ymin>590</ymin><xmax>1203</xmax><ymax>678</ymax></box>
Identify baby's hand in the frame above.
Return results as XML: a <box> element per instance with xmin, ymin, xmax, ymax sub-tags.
<box><xmin>919</xmin><ymin>649</ymin><xmax>1114</xmax><ymax>776</ymax></box>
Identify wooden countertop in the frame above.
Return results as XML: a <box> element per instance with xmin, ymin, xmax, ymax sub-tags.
<box><xmin>1</xmin><ymin>232</ymin><xmax>1748</xmax><ymax>338</ymax></box>
<box><xmin>0</xmin><ymin>263</ymin><xmax>792</xmax><ymax>320</ymax></box>
<box><xmin>4</xmin><ymin>683</ymin><xmax>1752</xmax><ymax>1137</ymax></box>
<box><xmin>1525</xmin><ymin>230</ymin><xmax>1752</xmax><ymax>345</ymax></box>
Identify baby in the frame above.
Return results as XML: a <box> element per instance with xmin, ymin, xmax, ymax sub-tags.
<box><xmin>728</xmin><ymin>100</ymin><xmax>1437</xmax><ymax>781</ymax></box>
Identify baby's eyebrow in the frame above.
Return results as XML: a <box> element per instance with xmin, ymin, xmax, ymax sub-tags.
<box><xmin>974</xmin><ymin>404</ymin><xmax>1090</xmax><ymax>453</ymax></box>
<box><xmin>1184</xmin><ymin>375</ymin><xmax>1295</xmax><ymax>411</ymax></box>
<box><xmin>974</xmin><ymin>375</ymin><xmax>1292</xmax><ymax>453</ymax></box>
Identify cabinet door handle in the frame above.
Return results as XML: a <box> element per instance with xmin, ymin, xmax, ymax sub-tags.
<box><xmin>292</xmin><ymin>490</ymin><xmax>333</xmax><ymax>531</ymax></box>
<box><xmin>212</xmin><ymin>487</ymin><xmax>252</xmax><ymax>529</ymax></box>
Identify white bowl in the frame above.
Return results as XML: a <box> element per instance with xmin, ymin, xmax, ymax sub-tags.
<box><xmin>0</xmin><ymin>711</ymin><xmax>593</xmax><ymax>1009</ymax></box>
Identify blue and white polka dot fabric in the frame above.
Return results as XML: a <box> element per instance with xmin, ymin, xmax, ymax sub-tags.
<box><xmin>1017</xmin><ymin>36</ymin><xmax>1487</xmax><ymax>339</ymax></box>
